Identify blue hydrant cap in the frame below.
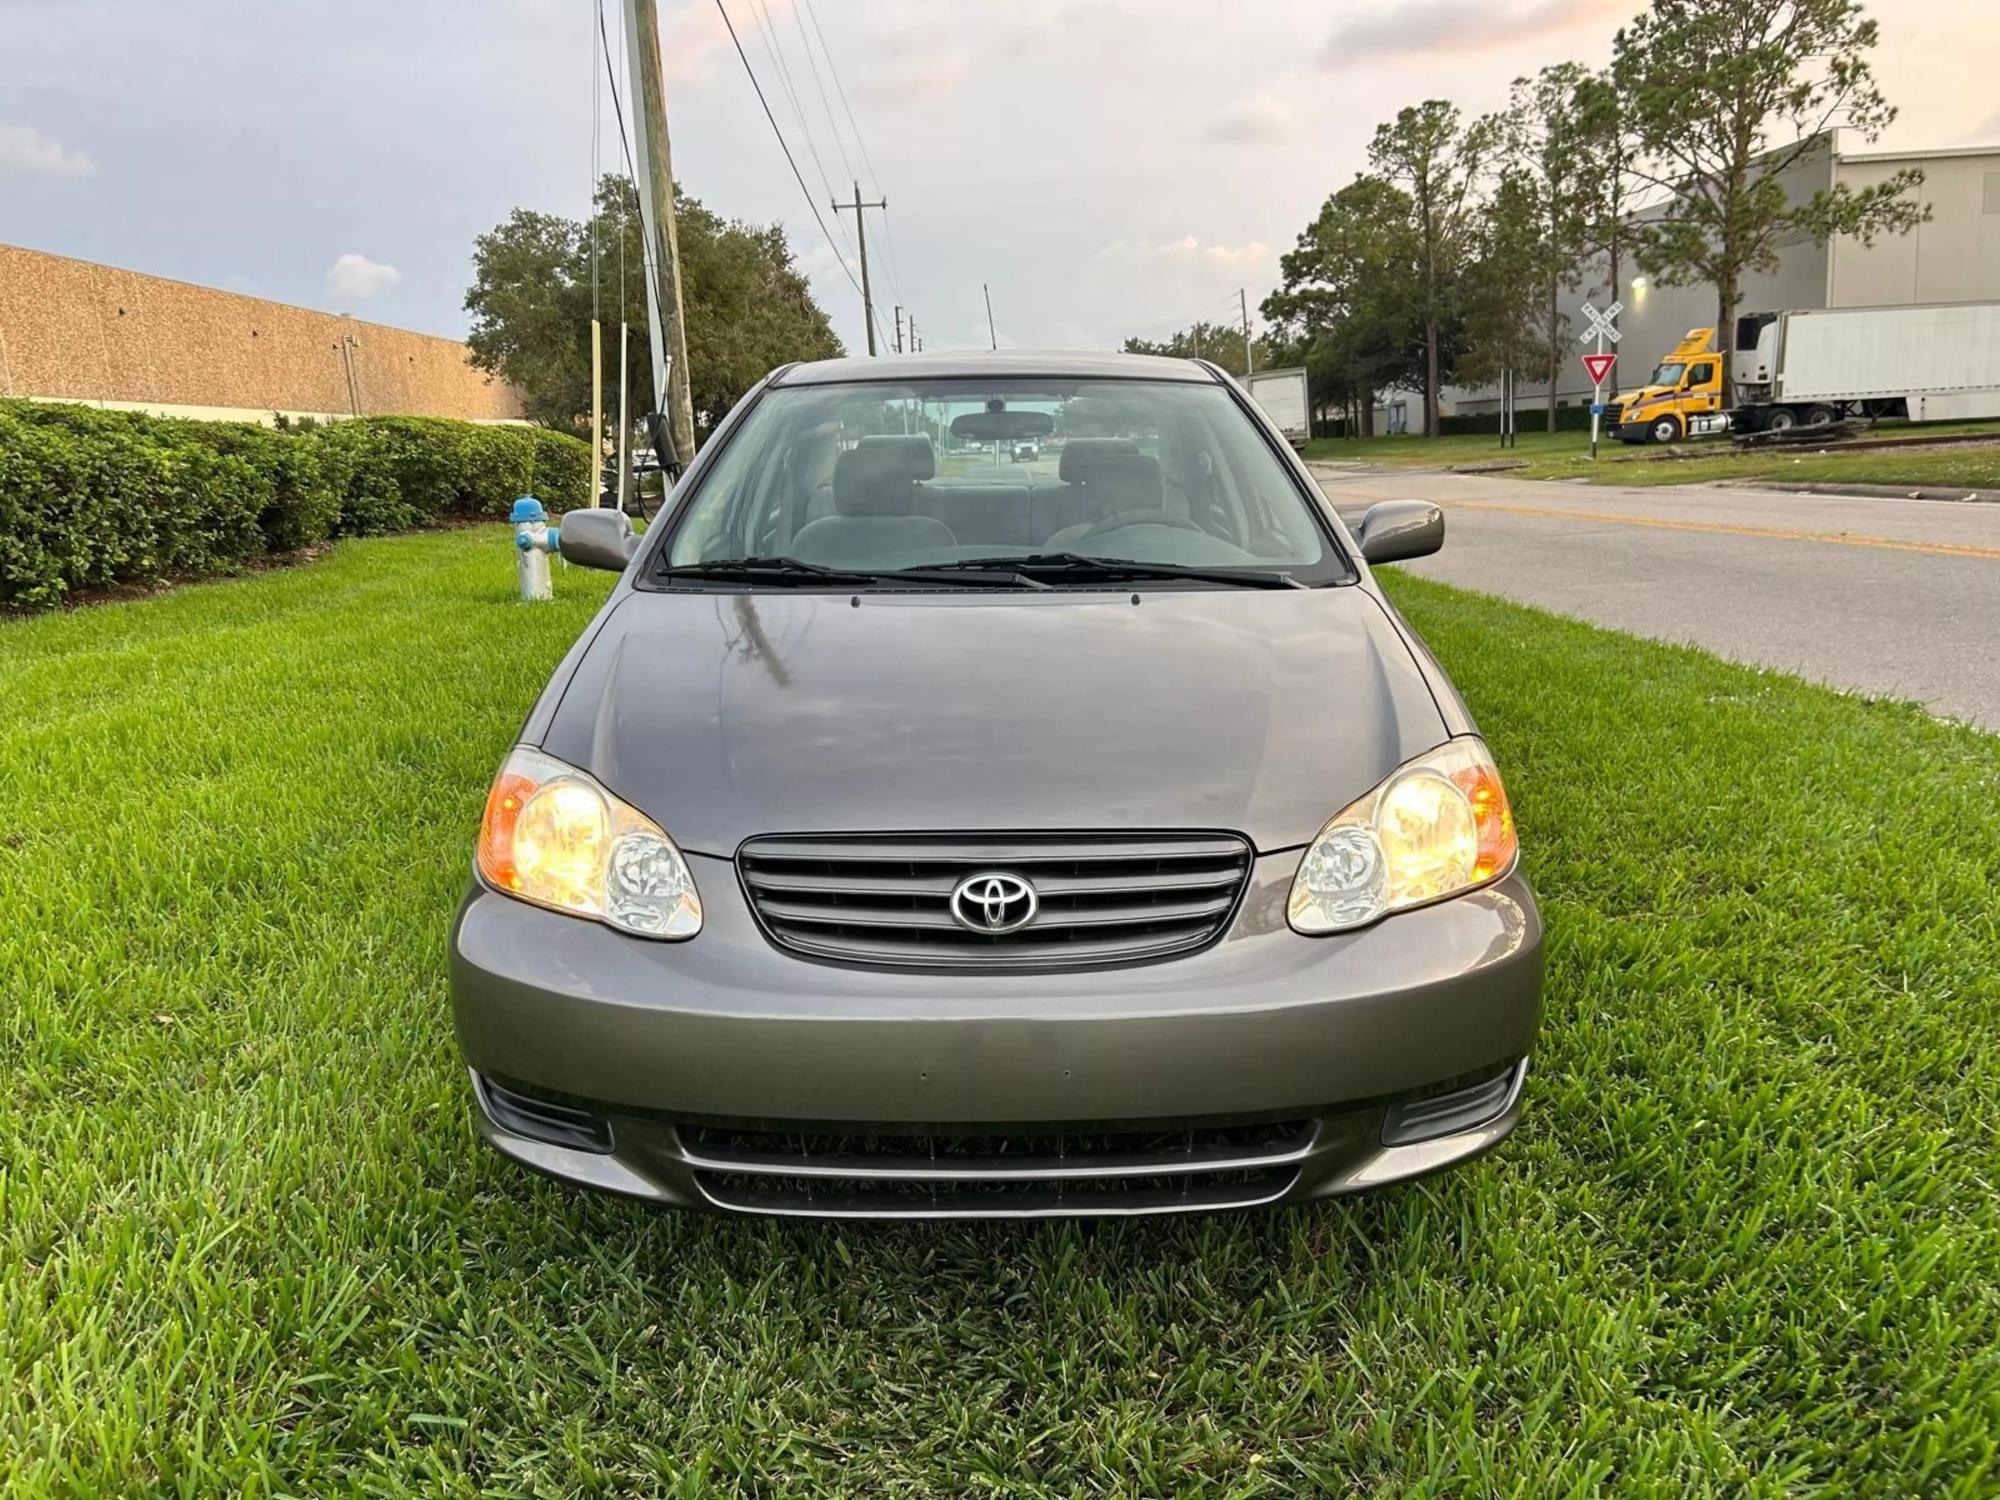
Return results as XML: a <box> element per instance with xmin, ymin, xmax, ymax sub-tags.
<box><xmin>510</xmin><ymin>496</ymin><xmax>547</xmax><ymax>524</ymax></box>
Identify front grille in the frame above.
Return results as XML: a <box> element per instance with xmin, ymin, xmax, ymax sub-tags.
<box><xmin>737</xmin><ymin>831</ymin><xmax>1253</xmax><ymax>970</ymax></box>
<box><xmin>681</xmin><ymin>1116</ymin><xmax>1314</xmax><ymax>1218</ymax></box>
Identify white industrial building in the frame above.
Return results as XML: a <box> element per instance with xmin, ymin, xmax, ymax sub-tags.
<box><xmin>1420</xmin><ymin>130</ymin><xmax>2000</xmax><ymax>423</ymax></box>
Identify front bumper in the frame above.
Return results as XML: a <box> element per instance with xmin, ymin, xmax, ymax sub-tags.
<box><xmin>450</xmin><ymin>849</ymin><xmax>1544</xmax><ymax>1216</ymax></box>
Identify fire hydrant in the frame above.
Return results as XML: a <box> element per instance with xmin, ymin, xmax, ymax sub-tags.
<box><xmin>511</xmin><ymin>496</ymin><xmax>558</xmax><ymax>601</ymax></box>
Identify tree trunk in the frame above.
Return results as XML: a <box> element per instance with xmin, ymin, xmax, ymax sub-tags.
<box><xmin>1716</xmin><ymin>273</ymin><xmax>1738</xmax><ymax>407</ymax></box>
<box><xmin>1424</xmin><ymin>318</ymin><xmax>1439</xmax><ymax>439</ymax></box>
<box><xmin>1547</xmin><ymin>272</ymin><xmax>1561</xmax><ymax>433</ymax></box>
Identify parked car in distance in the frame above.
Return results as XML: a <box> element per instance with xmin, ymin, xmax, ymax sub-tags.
<box><xmin>452</xmin><ymin>350</ymin><xmax>1543</xmax><ymax>1219</ymax></box>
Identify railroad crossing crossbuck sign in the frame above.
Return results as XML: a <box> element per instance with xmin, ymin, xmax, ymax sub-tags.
<box><xmin>1579</xmin><ymin>299</ymin><xmax>1623</xmax><ymax>461</ymax></box>
<box><xmin>1579</xmin><ymin>299</ymin><xmax>1623</xmax><ymax>345</ymax></box>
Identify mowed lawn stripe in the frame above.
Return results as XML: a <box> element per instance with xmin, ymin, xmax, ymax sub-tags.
<box><xmin>2</xmin><ymin>528</ymin><xmax>1996</xmax><ymax>1497</ymax></box>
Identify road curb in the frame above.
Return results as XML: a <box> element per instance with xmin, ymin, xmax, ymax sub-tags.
<box><xmin>1720</xmin><ymin>480</ymin><xmax>2000</xmax><ymax>504</ymax></box>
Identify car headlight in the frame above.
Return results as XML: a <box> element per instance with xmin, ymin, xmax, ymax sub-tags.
<box><xmin>475</xmin><ymin>745</ymin><xmax>701</xmax><ymax>939</ymax></box>
<box><xmin>1287</xmin><ymin>737</ymin><xmax>1517</xmax><ymax>934</ymax></box>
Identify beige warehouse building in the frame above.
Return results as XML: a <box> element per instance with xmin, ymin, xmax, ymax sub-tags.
<box><xmin>0</xmin><ymin>242</ymin><xmax>526</xmax><ymax>425</ymax></box>
<box><xmin>1436</xmin><ymin>131</ymin><xmax>2000</xmax><ymax>421</ymax></box>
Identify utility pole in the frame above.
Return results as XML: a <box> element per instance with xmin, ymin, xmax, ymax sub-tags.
<box><xmin>894</xmin><ymin>304</ymin><xmax>904</xmax><ymax>354</ymax></box>
<box><xmin>1239</xmin><ymin>289</ymin><xmax>1255</xmax><ymax>376</ymax></box>
<box><xmin>624</xmin><ymin>0</ymin><xmax>695</xmax><ymax>464</ymax></box>
<box><xmin>983</xmin><ymin>283</ymin><xmax>998</xmax><ymax>350</ymax></box>
<box><xmin>832</xmin><ymin>181</ymin><xmax>886</xmax><ymax>355</ymax></box>
<box><xmin>908</xmin><ymin>317</ymin><xmax>919</xmax><ymax>353</ymax></box>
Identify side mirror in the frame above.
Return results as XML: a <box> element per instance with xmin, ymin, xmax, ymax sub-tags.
<box><xmin>558</xmin><ymin>507</ymin><xmax>639</xmax><ymax>572</ymax></box>
<box><xmin>1355</xmin><ymin>500</ymin><xmax>1444</xmax><ymax>565</ymax></box>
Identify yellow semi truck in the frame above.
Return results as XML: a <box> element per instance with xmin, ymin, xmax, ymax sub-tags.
<box><xmin>1606</xmin><ymin>329</ymin><xmax>1728</xmax><ymax>445</ymax></box>
<box><xmin>1612</xmin><ymin>303</ymin><xmax>2000</xmax><ymax>443</ymax></box>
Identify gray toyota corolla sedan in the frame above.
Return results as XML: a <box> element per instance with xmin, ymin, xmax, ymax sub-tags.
<box><xmin>450</xmin><ymin>351</ymin><xmax>1542</xmax><ymax>1218</ymax></box>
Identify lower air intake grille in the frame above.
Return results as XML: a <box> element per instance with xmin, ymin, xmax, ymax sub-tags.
<box><xmin>681</xmin><ymin>1116</ymin><xmax>1314</xmax><ymax>1218</ymax></box>
<box><xmin>694</xmin><ymin>1167</ymin><xmax>1296</xmax><ymax>1217</ymax></box>
<box><xmin>737</xmin><ymin>831</ymin><xmax>1253</xmax><ymax>970</ymax></box>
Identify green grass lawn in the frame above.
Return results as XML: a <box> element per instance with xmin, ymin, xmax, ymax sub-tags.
<box><xmin>1307</xmin><ymin>422</ymin><xmax>2000</xmax><ymax>490</ymax></box>
<box><xmin>1304</xmin><ymin>430</ymin><xmax>1594</xmax><ymax>468</ymax></box>
<box><xmin>5</xmin><ymin>531</ymin><xmax>1999</xmax><ymax>1496</ymax></box>
<box><xmin>1511</xmin><ymin>439</ymin><xmax>2000</xmax><ymax>490</ymax></box>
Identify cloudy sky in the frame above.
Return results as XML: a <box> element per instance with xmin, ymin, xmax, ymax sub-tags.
<box><xmin>7</xmin><ymin>0</ymin><xmax>1999</xmax><ymax>354</ymax></box>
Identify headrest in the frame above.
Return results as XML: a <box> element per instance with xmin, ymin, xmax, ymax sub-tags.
<box><xmin>857</xmin><ymin>434</ymin><xmax>937</xmax><ymax>478</ymax></box>
<box><xmin>832</xmin><ymin>436</ymin><xmax>936</xmax><ymax>515</ymax></box>
<box><xmin>1086</xmin><ymin>452</ymin><xmax>1163</xmax><ymax>509</ymax></box>
<box><xmin>1058</xmin><ymin>437</ymin><xmax>1141</xmax><ymax>482</ymax></box>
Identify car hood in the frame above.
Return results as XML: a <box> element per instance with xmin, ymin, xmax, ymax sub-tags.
<box><xmin>1616</xmin><ymin>384</ymin><xmax>1673</xmax><ymax>407</ymax></box>
<box><xmin>538</xmin><ymin>586</ymin><xmax>1449</xmax><ymax>855</ymax></box>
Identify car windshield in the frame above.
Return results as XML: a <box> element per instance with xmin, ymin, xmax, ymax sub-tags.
<box><xmin>1649</xmin><ymin>362</ymin><xmax>1686</xmax><ymax>386</ymax></box>
<box><xmin>655</xmin><ymin>377</ymin><xmax>1349</xmax><ymax>588</ymax></box>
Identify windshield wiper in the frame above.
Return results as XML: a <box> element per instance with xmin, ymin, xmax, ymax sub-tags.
<box><xmin>910</xmin><ymin>552</ymin><xmax>1308</xmax><ymax>590</ymax></box>
<box><xmin>657</xmin><ymin>556</ymin><xmax>1048</xmax><ymax>590</ymax></box>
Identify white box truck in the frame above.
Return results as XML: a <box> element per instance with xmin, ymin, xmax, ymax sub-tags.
<box><xmin>1245</xmin><ymin>366</ymin><xmax>1311</xmax><ymax>450</ymax></box>
<box><xmin>1732</xmin><ymin>301</ymin><xmax>2000</xmax><ymax>433</ymax></box>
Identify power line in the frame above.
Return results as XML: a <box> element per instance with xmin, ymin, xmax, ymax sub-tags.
<box><xmin>741</xmin><ymin>0</ymin><xmax>855</xmax><ymax>264</ymax></box>
<box><xmin>800</xmin><ymin>0</ymin><xmax>881</xmax><ymax>195</ymax></box>
<box><xmin>711</xmin><ymin>0</ymin><xmax>869</xmax><ymax>314</ymax></box>
<box><xmin>1115</xmin><ymin>293</ymin><xmax>1244</xmax><ymax>346</ymax></box>
<box><xmin>735</xmin><ymin>0</ymin><xmax>890</xmax><ymax>354</ymax></box>
<box><xmin>788</xmin><ymin>0</ymin><xmax>904</xmax><ymax>310</ymax></box>
<box><xmin>788</xmin><ymin>0</ymin><xmax>855</xmax><ymax>189</ymax></box>
<box><xmin>794</xmin><ymin>0</ymin><xmax>909</xmax><ymax>318</ymax></box>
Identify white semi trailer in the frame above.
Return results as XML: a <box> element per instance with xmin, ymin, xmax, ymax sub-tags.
<box><xmin>1732</xmin><ymin>301</ymin><xmax>2000</xmax><ymax>433</ymax></box>
<box><xmin>1245</xmin><ymin>366</ymin><xmax>1311</xmax><ymax>450</ymax></box>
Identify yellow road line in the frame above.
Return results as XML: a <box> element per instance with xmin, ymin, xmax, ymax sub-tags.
<box><xmin>1450</xmin><ymin>501</ymin><xmax>2000</xmax><ymax>562</ymax></box>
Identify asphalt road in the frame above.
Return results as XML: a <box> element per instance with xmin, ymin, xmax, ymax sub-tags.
<box><xmin>1313</xmin><ymin>463</ymin><xmax>2000</xmax><ymax>731</ymax></box>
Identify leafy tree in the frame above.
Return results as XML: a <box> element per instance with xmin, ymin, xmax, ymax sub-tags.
<box><xmin>463</xmin><ymin>209</ymin><xmax>586</xmax><ymax>430</ymax></box>
<box><xmin>1492</xmin><ymin>64</ymin><xmax>1596</xmax><ymax>429</ymax></box>
<box><xmin>1571</xmin><ymin>69</ymin><xmax>1641</xmax><ymax>335</ymax></box>
<box><xmin>1122</xmin><ymin>320</ymin><xmax>1271</xmax><ymax>378</ymax></box>
<box><xmin>1459</xmin><ymin>170</ymin><xmax>1555</xmax><ymax>399</ymax></box>
<box><xmin>465</xmin><ymin>175</ymin><xmax>842</xmax><ymax>442</ymax></box>
<box><xmin>1612</xmin><ymin>0</ymin><xmax>1926</xmax><ymax>396</ymax></box>
<box><xmin>1262</xmin><ymin>175</ymin><xmax>1427</xmax><ymax>438</ymax></box>
<box><xmin>1369</xmin><ymin>101</ymin><xmax>1496</xmax><ymax>437</ymax></box>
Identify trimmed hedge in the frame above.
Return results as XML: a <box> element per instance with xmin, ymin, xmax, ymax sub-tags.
<box><xmin>1440</xmin><ymin>404</ymin><xmax>1598</xmax><ymax>435</ymax></box>
<box><xmin>0</xmin><ymin>401</ymin><xmax>590</xmax><ymax>607</ymax></box>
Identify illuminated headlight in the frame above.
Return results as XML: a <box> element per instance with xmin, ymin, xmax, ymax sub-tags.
<box><xmin>475</xmin><ymin>745</ymin><xmax>701</xmax><ymax>939</ymax></box>
<box><xmin>1287</xmin><ymin>737</ymin><xmax>1517</xmax><ymax>934</ymax></box>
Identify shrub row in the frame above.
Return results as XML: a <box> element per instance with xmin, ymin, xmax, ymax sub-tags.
<box><xmin>0</xmin><ymin>402</ymin><xmax>591</xmax><ymax>607</ymax></box>
<box><xmin>1439</xmin><ymin>403</ymin><xmax>1599</xmax><ymax>436</ymax></box>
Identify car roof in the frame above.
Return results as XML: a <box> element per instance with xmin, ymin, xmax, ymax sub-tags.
<box><xmin>768</xmin><ymin>350</ymin><xmax>1222</xmax><ymax>386</ymax></box>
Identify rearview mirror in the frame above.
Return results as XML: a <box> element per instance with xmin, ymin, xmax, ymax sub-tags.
<box><xmin>950</xmin><ymin>409</ymin><xmax>1055</xmax><ymax>442</ymax></box>
<box><xmin>1355</xmin><ymin>501</ymin><xmax>1443</xmax><ymax>565</ymax></box>
<box><xmin>558</xmin><ymin>507</ymin><xmax>639</xmax><ymax>572</ymax></box>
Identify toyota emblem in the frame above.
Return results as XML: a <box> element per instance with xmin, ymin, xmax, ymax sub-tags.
<box><xmin>949</xmin><ymin>871</ymin><xmax>1039</xmax><ymax>934</ymax></box>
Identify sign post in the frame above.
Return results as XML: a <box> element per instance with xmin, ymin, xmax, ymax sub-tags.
<box><xmin>1579</xmin><ymin>299</ymin><xmax>1622</xmax><ymax>460</ymax></box>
